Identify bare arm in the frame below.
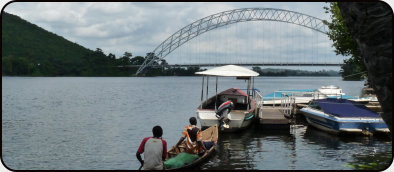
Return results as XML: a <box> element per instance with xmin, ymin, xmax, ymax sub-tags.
<box><xmin>136</xmin><ymin>152</ymin><xmax>143</xmax><ymax>166</ymax></box>
<box><xmin>174</xmin><ymin>136</ymin><xmax>185</xmax><ymax>148</ymax></box>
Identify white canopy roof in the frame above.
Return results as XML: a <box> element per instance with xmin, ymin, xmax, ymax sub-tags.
<box><xmin>195</xmin><ymin>65</ymin><xmax>259</xmax><ymax>77</ymax></box>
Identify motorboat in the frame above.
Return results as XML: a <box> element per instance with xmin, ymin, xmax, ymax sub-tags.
<box><xmin>300</xmin><ymin>98</ymin><xmax>389</xmax><ymax>135</ymax></box>
<box><xmin>262</xmin><ymin>89</ymin><xmax>316</xmax><ymax>105</ymax></box>
<box><xmin>195</xmin><ymin>65</ymin><xmax>260</xmax><ymax>132</ymax></box>
<box><xmin>359</xmin><ymin>79</ymin><xmax>379</xmax><ymax>102</ymax></box>
<box><xmin>262</xmin><ymin>85</ymin><xmax>356</xmax><ymax>106</ymax></box>
<box><xmin>358</xmin><ymin>87</ymin><xmax>379</xmax><ymax>102</ymax></box>
<box><xmin>197</xmin><ymin>87</ymin><xmax>256</xmax><ymax>132</ymax></box>
<box><xmin>317</xmin><ymin>85</ymin><xmax>344</xmax><ymax>97</ymax></box>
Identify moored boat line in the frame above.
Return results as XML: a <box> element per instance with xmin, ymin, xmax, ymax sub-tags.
<box><xmin>163</xmin><ymin>65</ymin><xmax>388</xmax><ymax>169</ymax></box>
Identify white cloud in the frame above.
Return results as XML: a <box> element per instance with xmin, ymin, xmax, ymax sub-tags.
<box><xmin>88</xmin><ymin>2</ymin><xmax>129</xmax><ymax>14</ymax></box>
<box><xmin>74</xmin><ymin>24</ymin><xmax>109</xmax><ymax>38</ymax></box>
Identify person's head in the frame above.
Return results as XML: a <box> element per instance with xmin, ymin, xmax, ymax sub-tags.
<box><xmin>189</xmin><ymin>117</ymin><xmax>197</xmax><ymax>125</ymax></box>
<box><xmin>152</xmin><ymin>125</ymin><xmax>163</xmax><ymax>138</ymax></box>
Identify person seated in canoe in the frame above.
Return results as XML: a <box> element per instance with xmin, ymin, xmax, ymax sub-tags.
<box><xmin>173</xmin><ymin>117</ymin><xmax>207</xmax><ymax>156</ymax></box>
<box><xmin>216</xmin><ymin>100</ymin><xmax>234</xmax><ymax>130</ymax></box>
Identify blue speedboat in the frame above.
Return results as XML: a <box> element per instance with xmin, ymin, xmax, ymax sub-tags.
<box><xmin>300</xmin><ymin>98</ymin><xmax>389</xmax><ymax>135</ymax></box>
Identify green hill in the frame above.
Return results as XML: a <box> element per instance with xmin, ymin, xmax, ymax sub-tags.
<box><xmin>2</xmin><ymin>12</ymin><xmax>94</xmax><ymax>75</ymax></box>
<box><xmin>1</xmin><ymin>12</ymin><xmax>139</xmax><ymax>76</ymax></box>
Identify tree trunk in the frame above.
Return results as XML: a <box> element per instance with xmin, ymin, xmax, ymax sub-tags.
<box><xmin>337</xmin><ymin>2</ymin><xmax>392</xmax><ymax>133</ymax></box>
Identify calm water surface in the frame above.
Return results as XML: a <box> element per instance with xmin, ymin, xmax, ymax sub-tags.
<box><xmin>2</xmin><ymin>77</ymin><xmax>392</xmax><ymax>170</ymax></box>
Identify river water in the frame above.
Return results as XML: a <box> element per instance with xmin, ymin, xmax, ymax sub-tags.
<box><xmin>2</xmin><ymin>76</ymin><xmax>392</xmax><ymax>170</ymax></box>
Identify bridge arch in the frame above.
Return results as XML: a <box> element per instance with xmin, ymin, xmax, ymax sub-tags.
<box><xmin>136</xmin><ymin>8</ymin><xmax>328</xmax><ymax>75</ymax></box>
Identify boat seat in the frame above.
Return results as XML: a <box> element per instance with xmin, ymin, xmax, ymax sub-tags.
<box><xmin>234</xmin><ymin>103</ymin><xmax>248</xmax><ymax>110</ymax></box>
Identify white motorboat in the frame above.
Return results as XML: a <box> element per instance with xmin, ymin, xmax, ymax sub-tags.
<box><xmin>262</xmin><ymin>85</ymin><xmax>356</xmax><ymax>106</ymax></box>
<box><xmin>195</xmin><ymin>65</ymin><xmax>260</xmax><ymax>132</ymax></box>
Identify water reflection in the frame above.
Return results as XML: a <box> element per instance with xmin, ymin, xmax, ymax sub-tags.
<box><xmin>304</xmin><ymin>125</ymin><xmax>370</xmax><ymax>148</ymax></box>
<box><xmin>202</xmin><ymin>128</ymin><xmax>257</xmax><ymax>170</ymax></box>
<box><xmin>199</xmin><ymin>122</ymin><xmax>391</xmax><ymax>170</ymax></box>
<box><xmin>201</xmin><ymin>125</ymin><xmax>294</xmax><ymax>170</ymax></box>
<box><xmin>345</xmin><ymin>151</ymin><xmax>392</xmax><ymax>170</ymax></box>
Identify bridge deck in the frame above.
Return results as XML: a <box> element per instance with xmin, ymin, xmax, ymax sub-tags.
<box><xmin>123</xmin><ymin>63</ymin><xmax>343</xmax><ymax>68</ymax></box>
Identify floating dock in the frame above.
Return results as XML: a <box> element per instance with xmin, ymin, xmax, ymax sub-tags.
<box><xmin>258</xmin><ymin>107</ymin><xmax>290</xmax><ymax>129</ymax></box>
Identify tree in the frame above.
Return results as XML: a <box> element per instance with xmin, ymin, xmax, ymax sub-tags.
<box><xmin>252</xmin><ymin>66</ymin><xmax>263</xmax><ymax>75</ymax></box>
<box><xmin>117</xmin><ymin>52</ymin><xmax>133</xmax><ymax>66</ymax></box>
<box><xmin>108</xmin><ymin>53</ymin><xmax>116</xmax><ymax>60</ymax></box>
<box><xmin>337</xmin><ymin>2</ymin><xmax>392</xmax><ymax>132</ymax></box>
<box><xmin>339</xmin><ymin>59</ymin><xmax>365</xmax><ymax>80</ymax></box>
<box><xmin>123</xmin><ymin>52</ymin><xmax>132</xmax><ymax>58</ymax></box>
<box><xmin>130</xmin><ymin>56</ymin><xmax>145</xmax><ymax>65</ymax></box>
<box><xmin>323</xmin><ymin>2</ymin><xmax>366</xmax><ymax>80</ymax></box>
<box><xmin>95</xmin><ymin>48</ymin><xmax>104</xmax><ymax>54</ymax></box>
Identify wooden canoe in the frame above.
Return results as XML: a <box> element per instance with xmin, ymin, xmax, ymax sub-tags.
<box><xmin>165</xmin><ymin>125</ymin><xmax>218</xmax><ymax>170</ymax></box>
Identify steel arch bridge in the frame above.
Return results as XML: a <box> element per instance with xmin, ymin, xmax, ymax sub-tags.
<box><xmin>136</xmin><ymin>8</ymin><xmax>329</xmax><ymax>75</ymax></box>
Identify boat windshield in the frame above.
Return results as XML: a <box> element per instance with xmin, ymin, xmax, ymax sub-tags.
<box><xmin>309</xmin><ymin>101</ymin><xmax>322</xmax><ymax>110</ymax></box>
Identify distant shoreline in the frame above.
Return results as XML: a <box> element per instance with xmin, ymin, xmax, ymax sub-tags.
<box><xmin>1</xmin><ymin>75</ymin><xmax>344</xmax><ymax>77</ymax></box>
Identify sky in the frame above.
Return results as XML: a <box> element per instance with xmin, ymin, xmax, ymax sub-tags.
<box><xmin>1</xmin><ymin>1</ymin><xmax>393</xmax><ymax>71</ymax></box>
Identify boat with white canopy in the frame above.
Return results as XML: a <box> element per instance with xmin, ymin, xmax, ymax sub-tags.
<box><xmin>195</xmin><ymin>65</ymin><xmax>261</xmax><ymax>132</ymax></box>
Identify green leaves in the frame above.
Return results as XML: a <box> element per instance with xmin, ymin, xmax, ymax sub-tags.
<box><xmin>323</xmin><ymin>2</ymin><xmax>365</xmax><ymax>80</ymax></box>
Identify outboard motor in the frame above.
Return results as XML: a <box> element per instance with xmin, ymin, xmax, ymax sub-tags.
<box><xmin>216</xmin><ymin>101</ymin><xmax>234</xmax><ymax>130</ymax></box>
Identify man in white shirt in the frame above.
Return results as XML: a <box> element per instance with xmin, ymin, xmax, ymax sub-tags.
<box><xmin>136</xmin><ymin>126</ymin><xmax>167</xmax><ymax>170</ymax></box>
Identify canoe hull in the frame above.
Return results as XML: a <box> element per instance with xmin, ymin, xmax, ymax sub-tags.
<box><xmin>165</xmin><ymin>125</ymin><xmax>218</xmax><ymax>170</ymax></box>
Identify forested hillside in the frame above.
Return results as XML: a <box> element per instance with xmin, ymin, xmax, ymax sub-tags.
<box><xmin>1</xmin><ymin>12</ymin><xmax>140</xmax><ymax>76</ymax></box>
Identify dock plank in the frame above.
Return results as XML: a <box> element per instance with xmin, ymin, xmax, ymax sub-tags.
<box><xmin>259</xmin><ymin>108</ymin><xmax>289</xmax><ymax>125</ymax></box>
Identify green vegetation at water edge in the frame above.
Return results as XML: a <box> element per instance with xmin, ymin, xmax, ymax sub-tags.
<box><xmin>252</xmin><ymin>67</ymin><xmax>340</xmax><ymax>76</ymax></box>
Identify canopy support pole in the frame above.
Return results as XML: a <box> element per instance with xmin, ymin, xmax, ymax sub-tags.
<box><xmin>215</xmin><ymin>76</ymin><xmax>218</xmax><ymax>111</ymax></box>
<box><xmin>252</xmin><ymin>77</ymin><xmax>255</xmax><ymax>97</ymax></box>
<box><xmin>205</xmin><ymin>76</ymin><xmax>209</xmax><ymax>107</ymax></box>
<box><xmin>247</xmin><ymin>78</ymin><xmax>250</xmax><ymax>111</ymax></box>
<box><xmin>200</xmin><ymin>76</ymin><xmax>204</xmax><ymax>108</ymax></box>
